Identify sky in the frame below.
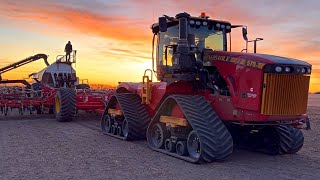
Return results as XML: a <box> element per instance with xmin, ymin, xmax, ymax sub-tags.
<box><xmin>0</xmin><ymin>0</ymin><xmax>319</xmax><ymax>92</ymax></box>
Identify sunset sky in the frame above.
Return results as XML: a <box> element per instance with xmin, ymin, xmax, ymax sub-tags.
<box><xmin>0</xmin><ymin>0</ymin><xmax>319</xmax><ymax>92</ymax></box>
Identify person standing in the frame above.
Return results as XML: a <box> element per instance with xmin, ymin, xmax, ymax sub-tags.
<box><xmin>64</xmin><ymin>41</ymin><xmax>73</xmax><ymax>62</ymax></box>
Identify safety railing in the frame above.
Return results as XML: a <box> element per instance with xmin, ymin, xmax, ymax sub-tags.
<box><xmin>56</xmin><ymin>50</ymin><xmax>77</xmax><ymax>64</ymax></box>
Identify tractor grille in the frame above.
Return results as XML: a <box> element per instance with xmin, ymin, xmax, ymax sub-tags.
<box><xmin>261</xmin><ymin>73</ymin><xmax>310</xmax><ymax>115</ymax></box>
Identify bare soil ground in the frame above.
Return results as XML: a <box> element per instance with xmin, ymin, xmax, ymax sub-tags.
<box><xmin>0</xmin><ymin>107</ymin><xmax>319</xmax><ymax>180</ymax></box>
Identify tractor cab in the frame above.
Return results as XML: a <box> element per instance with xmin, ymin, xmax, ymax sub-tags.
<box><xmin>151</xmin><ymin>12</ymin><xmax>233</xmax><ymax>95</ymax></box>
<box><xmin>152</xmin><ymin>13</ymin><xmax>231</xmax><ymax>82</ymax></box>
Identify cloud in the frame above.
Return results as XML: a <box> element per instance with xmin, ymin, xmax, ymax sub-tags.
<box><xmin>0</xmin><ymin>0</ymin><xmax>151</xmax><ymax>42</ymax></box>
<box><xmin>0</xmin><ymin>0</ymin><xmax>319</xmax><ymax>90</ymax></box>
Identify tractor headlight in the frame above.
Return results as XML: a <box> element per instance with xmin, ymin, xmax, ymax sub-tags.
<box><xmin>216</xmin><ymin>23</ymin><xmax>221</xmax><ymax>28</ymax></box>
<box><xmin>275</xmin><ymin>66</ymin><xmax>282</xmax><ymax>72</ymax></box>
<box><xmin>226</xmin><ymin>25</ymin><xmax>231</xmax><ymax>30</ymax></box>
<box><xmin>190</xmin><ymin>20</ymin><xmax>195</xmax><ymax>25</ymax></box>
<box><xmin>285</xmin><ymin>67</ymin><xmax>291</xmax><ymax>73</ymax></box>
<box><xmin>196</xmin><ymin>21</ymin><xmax>201</xmax><ymax>25</ymax></box>
<box><xmin>307</xmin><ymin>68</ymin><xmax>311</xmax><ymax>74</ymax></box>
<box><xmin>301</xmin><ymin>68</ymin><xmax>306</xmax><ymax>73</ymax></box>
<box><xmin>202</xmin><ymin>21</ymin><xmax>208</xmax><ymax>26</ymax></box>
<box><xmin>221</xmin><ymin>24</ymin><xmax>225</xmax><ymax>29</ymax></box>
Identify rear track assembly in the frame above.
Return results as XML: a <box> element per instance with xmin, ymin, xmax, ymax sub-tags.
<box><xmin>147</xmin><ymin>95</ymin><xmax>233</xmax><ymax>163</ymax></box>
<box><xmin>101</xmin><ymin>93</ymin><xmax>150</xmax><ymax>140</ymax></box>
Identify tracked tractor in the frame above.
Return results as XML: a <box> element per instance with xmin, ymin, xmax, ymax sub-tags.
<box><xmin>101</xmin><ymin>12</ymin><xmax>311</xmax><ymax>163</ymax></box>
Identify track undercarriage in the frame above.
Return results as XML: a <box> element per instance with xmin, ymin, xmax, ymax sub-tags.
<box><xmin>101</xmin><ymin>93</ymin><xmax>150</xmax><ymax>140</ymax></box>
<box><xmin>101</xmin><ymin>93</ymin><xmax>305</xmax><ymax>163</ymax></box>
<box><xmin>227</xmin><ymin>124</ymin><xmax>304</xmax><ymax>155</ymax></box>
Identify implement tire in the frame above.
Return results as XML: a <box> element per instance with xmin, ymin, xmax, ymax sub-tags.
<box><xmin>55</xmin><ymin>88</ymin><xmax>76</xmax><ymax>122</ymax></box>
<box><xmin>76</xmin><ymin>84</ymin><xmax>90</xmax><ymax>90</ymax></box>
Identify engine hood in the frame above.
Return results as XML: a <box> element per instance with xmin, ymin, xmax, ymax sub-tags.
<box><xmin>203</xmin><ymin>50</ymin><xmax>311</xmax><ymax>67</ymax></box>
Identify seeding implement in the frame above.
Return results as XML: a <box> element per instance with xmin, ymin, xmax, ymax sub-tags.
<box><xmin>100</xmin><ymin>12</ymin><xmax>311</xmax><ymax>163</ymax></box>
<box><xmin>0</xmin><ymin>50</ymin><xmax>113</xmax><ymax>118</ymax></box>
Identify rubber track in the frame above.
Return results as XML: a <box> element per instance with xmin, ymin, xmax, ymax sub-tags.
<box><xmin>101</xmin><ymin>93</ymin><xmax>150</xmax><ymax>140</ymax></box>
<box><xmin>277</xmin><ymin>125</ymin><xmax>304</xmax><ymax>154</ymax></box>
<box><xmin>147</xmin><ymin>95</ymin><xmax>233</xmax><ymax>163</ymax></box>
<box><xmin>55</xmin><ymin>88</ymin><xmax>76</xmax><ymax>122</ymax></box>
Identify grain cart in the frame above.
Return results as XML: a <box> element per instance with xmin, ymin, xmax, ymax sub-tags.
<box><xmin>99</xmin><ymin>12</ymin><xmax>311</xmax><ymax>163</ymax></box>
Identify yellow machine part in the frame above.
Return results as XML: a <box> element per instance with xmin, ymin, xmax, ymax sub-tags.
<box><xmin>141</xmin><ymin>75</ymin><xmax>152</xmax><ymax>104</ymax></box>
<box><xmin>160</xmin><ymin>116</ymin><xmax>188</xmax><ymax>127</ymax></box>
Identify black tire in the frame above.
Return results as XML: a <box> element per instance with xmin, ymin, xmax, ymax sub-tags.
<box><xmin>277</xmin><ymin>125</ymin><xmax>304</xmax><ymax>154</ymax></box>
<box><xmin>76</xmin><ymin>84</ymin><xmax>90</xmax><ymax>90</ymax></box>
<box><xmin>122</xmin><ymin>119</ymin><xmax>129</xmax><ymax>138</ymax></box>
<box><xmin>165</xmin><ymin>139</ymin><xmax>175</xmax><ymax>152</ymax></box>
<box><xmin>111</xmin><ymin>125</ymin><xmax>117</xmax><ymax>135</ymax></box>
<box><xmin>26</xmin><ymin>82</ymin><xmax>42</xmax><ymax>97</ymax></box>
<box><xmin>55</xmin><ymin>88</ymin><xmax>76</xmax><ymax>122</ymax></box>
<box><xmin>150</xmin><ymin>123</ymin><xmax>168</xmax><ymax>149</ymax></box>
<box><xmin>117</xmin><ymin>126</ymin><xmax>123</xmax><ymax>136</ymax></box>
<box><xmin>260</xmin><ymin>125</ymin><xmax>304</xmax><ymax>155</ymax></box>
<box><xmin>176</xmin><ymin>141</ymin><xmax>188</xmax><ymax>156</ymax></box>
<box><xmin>187</xmin><ymin>130</ymin><xmax>201</xmax><ymax>160</ymax></box>
<box><xmin>101</xmin><ymin>114</ymin><xmax>113</xmax><ymax>133</ymax></box>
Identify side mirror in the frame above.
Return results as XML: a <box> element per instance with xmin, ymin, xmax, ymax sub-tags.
<box><xmin>159</xmin><ymin>17</ymin><xmax>167</xmax><ymax>32</ymax></box>
<box><xmin>242</xmin><ymin>27</ymin><xmax>248</xmax><ymax>41</ymax></box>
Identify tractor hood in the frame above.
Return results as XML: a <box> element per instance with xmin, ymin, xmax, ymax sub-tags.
<box><xmin>202</xmin><ymin>50</ymin><xmax>312</xmax><ymax>74</ymax></box>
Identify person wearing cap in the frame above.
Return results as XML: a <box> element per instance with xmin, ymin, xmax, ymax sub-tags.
<box><xmin>64</xmin><ymin>41</ymin><xmax>73</xmax><ymax>62</ymax></box>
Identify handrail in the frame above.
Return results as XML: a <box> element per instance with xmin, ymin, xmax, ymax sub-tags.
<box><xmin>56</xmin><ymin>50</ymin><xmax>77</xmax><ymax>64</ymax></box>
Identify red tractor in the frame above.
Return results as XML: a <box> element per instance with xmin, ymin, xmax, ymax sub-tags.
<box><xmin>101</xmin><ymin>12</ymin><xmax>311</xmax><ymax>163</ymax></box>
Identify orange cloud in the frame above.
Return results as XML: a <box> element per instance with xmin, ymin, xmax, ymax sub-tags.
<box><xmin>0</xmin><ymin>0</ymin><xmax>319</xmax><ymax>92</ymax></box>
<box><xmin>0</xmin><ymin>1</ymin><xmax>151</xmax><ymax>42</ymax></box>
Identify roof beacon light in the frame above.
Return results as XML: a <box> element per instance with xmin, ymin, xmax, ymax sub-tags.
<box><xmin>200</xmin><ymin>12</ymin><xmax>209</xmax><ymax>19</ymax></box>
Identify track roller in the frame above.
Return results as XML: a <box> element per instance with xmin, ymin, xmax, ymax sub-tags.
<box><xmin>165</xmin><ymin>139</ymin><xmax>175</xmax><ymax>152</ymax></box>
<box><xmin>54</xmin><ymin>88</ymin><xmax>76</xmax><ymax>122</ymax></box>
<box><xmin>176</xmin><ymin>141</ymin><xmax>187</xmax><ymax>156</ymax></box>
<box><xmin>147</xmin><ymin>95</ymin><xmax>233</xmax><ymax>163</ymax></box>
<box><xmin>117</xmin><ymin>126</ymin><xmax>122</xmax><ymax>136</ymax></box>
<box><xmin>101</xmin><ymin>93</ymin><xmax>150</xmax><ymax>141</ymax></box>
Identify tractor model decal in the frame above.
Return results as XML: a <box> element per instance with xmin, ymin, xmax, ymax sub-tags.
<box><xmin>203</xmin><ymin>54</ymin><xmax>266</xmax><ymax>69</ymax></box>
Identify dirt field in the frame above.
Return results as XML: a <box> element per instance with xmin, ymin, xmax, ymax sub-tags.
<box><xmin>0</xmin><ymin>104</ymin><xmax>319</xmax><ymax>179</ymax></box>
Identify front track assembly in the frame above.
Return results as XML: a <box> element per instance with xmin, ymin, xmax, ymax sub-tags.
<box><xmin>147</xmin><ymin>95</ymin><xmax>233</xmax><ymax>163</ymax></box>
<box><xmin>228</xmin><ymin>124</ymin><xmax>304</xmax><ymax>155</ymax></box>
<box><xmin>101</xmin><ymin>93</ymin><xmax>150</xmax><ymax>140</ymax></box>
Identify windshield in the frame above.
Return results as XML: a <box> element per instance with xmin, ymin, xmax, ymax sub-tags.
<box><xmin>158</xmin><ymin>24</ymin><xmax>225</xmax><ymax>66</ymax></box>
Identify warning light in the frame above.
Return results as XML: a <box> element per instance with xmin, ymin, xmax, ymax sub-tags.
<box><xmin>200</xmin><ymin>12</ymin><xmax>206</xmax><ymax>18</ymax></box>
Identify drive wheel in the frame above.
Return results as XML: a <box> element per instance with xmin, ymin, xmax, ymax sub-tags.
<box><xmin>101</xmin><ymin>114</ymin><xmax>113</xmax><ymax>133</ymax></box>
<box><xmin>187</xmin><ymin>130</ymin><xmax>201</xmax><ymax>160</ymax></box>
<box><xmin>150</xmin><ymin>123</ymin><xmax>167</xmax><ymax>149</ymax></box>
<box><xmin>122</xmin><ymin>119</ymin><xmax>129</xmax><ymax>138</ymax></box>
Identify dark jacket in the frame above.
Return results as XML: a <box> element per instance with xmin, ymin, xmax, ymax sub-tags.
<box><xmin>65</xmin><ymin>43</ymin><xmax>73</xmax><ymax>53</ymax></box>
